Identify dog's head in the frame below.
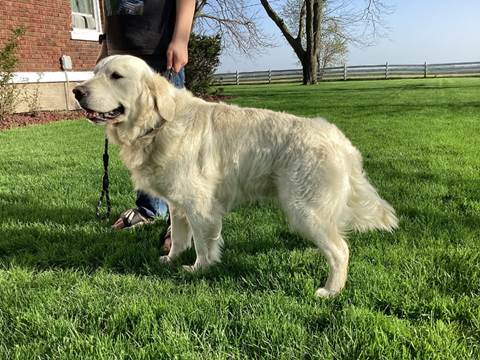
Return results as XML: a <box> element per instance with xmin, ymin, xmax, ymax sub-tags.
<box><xmin>73</xmin><ymin>55</ymin><xmax>176</xmax><ymax>134</ymax></box>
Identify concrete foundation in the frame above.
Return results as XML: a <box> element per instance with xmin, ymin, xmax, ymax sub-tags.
<box><xmin>13</xmin><ymin>82</ymin><xmax>82</xmax><ymax>113</ymax></box>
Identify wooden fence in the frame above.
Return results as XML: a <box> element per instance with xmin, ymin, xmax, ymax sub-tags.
<box><xmin>214</xmin><ymin>61</ymin><xmax>480</xmax><ymax>85</ymax></box>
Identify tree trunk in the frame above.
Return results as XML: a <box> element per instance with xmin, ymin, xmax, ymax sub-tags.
<box><xmin>311</xmin><ymin>0</ymin><xmax>323</xmax><ymax>84</ymax></box>
<box><xmin>260</xmin><ymin>0</ymin><xmax>323</xmax><ymax>85</ymax></box>
<box><xmin>301</xmin><ymin>57</ymin><xmax>315</xmax><ymax>85</ymax></box>
<box><xmin>308</xmin><ymin>49</ymin><xmax>318</xmax><ymax>84</ymax></box>
<box><xmin>304</xmin><ymin>0</ymin><xmax>314</xmax><ymax>84</ymax></box>
<box><xmin>302</xmin><ymin>0</ymin><xmax>322</xmax><ymax>84</ymax></box>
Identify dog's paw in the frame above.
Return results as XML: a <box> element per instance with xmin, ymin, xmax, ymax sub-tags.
<box><xmin>182</xmin><ymin>265</ymin><xmax>195</xmax><ymax>272</ymax></box>
<box><xmin>182</xmin><ymin>263</ymin><xmax>209</xmax><ymax>272</ymax></box>
<box><xmin>315</xmin><ymin>287</ymin><xmax>338</xmax><ymax>298</ymax></box>
<box><xmin>182</xmin><ymin>258</ymin><xmax>212</xmax><ymax>272</ymax></box>
<box><xmin>159</xmin><ymin>255</ymin><xmax>172</xmax><ymax>264</ymax></box>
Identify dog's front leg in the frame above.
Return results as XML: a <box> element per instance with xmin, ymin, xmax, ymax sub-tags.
<box><xmin>159</xmin><ymin>206</ymin><xmax>192</xmax><ymax>264</ymax></box>
<box><xmin>183</xmin><ymin>212</ymin><xmax>223</xmax><ymax>272</ymax></box>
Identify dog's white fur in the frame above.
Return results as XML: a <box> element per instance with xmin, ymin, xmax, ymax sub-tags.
<box><xmin>75</xmin><ymin>55</ymin><xmax>398</xmax><ymax>297</ymax></box>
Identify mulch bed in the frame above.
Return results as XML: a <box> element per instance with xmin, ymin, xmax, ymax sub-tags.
<box><xmin>202</xmin><ymin>94</ymin><xmax>232</xmax><ymax>102</ymax></box>
<box><xmin>0</xmin><ymin>95</ymin><xmax>232</xmax><ymax>131</ymax></box>
<box><xmin>0</xmin><ymin>110</ymin><xmax>85</xmax><ymax>131</ymax></box>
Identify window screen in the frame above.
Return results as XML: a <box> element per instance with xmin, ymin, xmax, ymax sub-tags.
<box><xmin>71</xmin><ymin>0</ymin><xmax>97</xmax><ymax>30</ymax></box>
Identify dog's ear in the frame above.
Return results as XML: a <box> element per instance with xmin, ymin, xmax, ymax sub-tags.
<box><xmin>148</xmin><ymin>74</ymin><xmax>176</xmax><ymax>122</ymax></box>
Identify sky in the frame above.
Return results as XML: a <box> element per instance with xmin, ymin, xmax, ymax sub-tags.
<box><xmin>217</xmin><ymin>0</ymin><xmax>480</xmax><ymax>73</ymax></box>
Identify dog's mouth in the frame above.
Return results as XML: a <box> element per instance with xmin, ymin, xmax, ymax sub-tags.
<box><xmin>84</xmin><ymin>105</ymin><xmax>125</xmax><ymax>124</ymax></box>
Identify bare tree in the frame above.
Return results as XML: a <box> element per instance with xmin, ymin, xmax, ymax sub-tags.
<box><xmin>281</xmin><ymin>0</ymin><xmax>347</xmax><ymax>79</ymax></box>
<box><xmin>317</xmin><ymin>19</ymin><xmax>348</xmax><ymax>80</ymax></box>
<box><xmin>260</xmin><ymin>0</ymin><xmax>391</xmax><ymax>84</ymax></box>
<box><xmin>193</xmin><ymin>0</ymin><xmax>271</xmax><ymax>53</ymax></box>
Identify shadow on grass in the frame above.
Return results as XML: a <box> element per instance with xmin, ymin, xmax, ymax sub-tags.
<box><xmin>0</xmin><ymin>203</ymin><xmax>314</xmax><ymax>275</ymax></box>
<box><xmin>0</xmin><ymin>221</ymin><xmax>327</xmax><ymax>298</ymax></box>
<box><xmin>294</xmin><ymin>101</ymin><xmax>480</xmax><ymax>117</ymax></box>
<box><xmin>318</xmin><ymin>82</ymin><xmax>480</xmax><ymax>93</ymax></box>
<box><xmin>230</xmin><ymin>82</ymin><xmax>480</xmax><ymax>102</ymax></box>
<box><xmin>369</xmin><ymin>162</ymin><xmax>480</xmax><ymax>232</ymax></box>
<box><xmin>2</xmin><ymin>158</ymin><xmax>478</xmax><ymax>296</ymax></box>
<box><xmin>3</xmin><ymin>198</ymin><xmax>477</xmax><ymax>299</ymax></box>
<box><xmin>0</xmin><ymin>199</ymin><xmax>97</xmax><ymax>226</ymax></box>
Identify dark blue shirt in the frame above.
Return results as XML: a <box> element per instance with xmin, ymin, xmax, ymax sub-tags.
<box><xmin>105</xmin><ymin>0</ymin><xmax>175</xmax><ymax>56</ymax></box>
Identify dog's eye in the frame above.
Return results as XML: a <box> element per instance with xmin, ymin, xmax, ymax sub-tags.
<box><xmin>111</xmin><ymin>72</ymin><xmax>123</xmax><ymax>80</ymax></box>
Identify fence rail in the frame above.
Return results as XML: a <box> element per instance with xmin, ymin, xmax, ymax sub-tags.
<box><xmin>214</xmin><ymin>61</ymin><xmax>480</xmax><ymax>85</ymax></box>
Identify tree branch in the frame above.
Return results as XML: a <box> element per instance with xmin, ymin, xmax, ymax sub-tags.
<box><xmin>194</xmin><ymin>0</ymin><xmax>208</xmax><ymax>17</ymax></box>
<box><xmin>260</xmin><ymin>0</ymin><xmax>304</xmax><ymax>57</ymax></box>
<box><xmin>196</xmin><ymin>13</ymin><xmax>253</xmax><ymax>26</ymax></box>
<box><xmin>194</xmin><ymin>0</ymin><xmax>272</xmax><ymax>53</ymax></box>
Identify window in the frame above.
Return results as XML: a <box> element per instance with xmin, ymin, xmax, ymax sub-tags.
<box><xmin>70</xmin><ymin>0</ymin><xmax>102</xmax><ymax>41</ymax></box>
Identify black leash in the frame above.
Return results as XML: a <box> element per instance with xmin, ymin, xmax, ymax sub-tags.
<box><xmin>96</xmin><ymin>137</ymin><xmax>111</xmax><ymax>220</ymax></box>
<box><xmin>167</xmin><ymin>67</ymin><xmax>174</xmax><ymax>82</ymax></box>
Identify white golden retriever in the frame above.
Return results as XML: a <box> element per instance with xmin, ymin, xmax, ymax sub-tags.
<box><xmin>74</xmin><ymin>55</ymin><xmax>398</xmax><ymax>297</ymax></box>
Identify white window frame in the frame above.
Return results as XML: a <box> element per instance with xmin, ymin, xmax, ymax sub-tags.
<box><xmin>70</xmin><ymin>0</ymin><xmax>103</xmax><ymax>41</ymax></box>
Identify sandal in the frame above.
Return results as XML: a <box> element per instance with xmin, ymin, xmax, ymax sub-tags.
<box><xmin>111</xmin><ymin>208</ymin><xmax>153</xmax><ymax>230</ymax></box>
<box><xmin>162</xmin><ymin>225</ymin><xmax>172</xmax><ymax>253</ymax></box>
<box><xmin>112</xmin><ymin>208</ymin><xmax>172</xmax><ymax>253</ymax></box>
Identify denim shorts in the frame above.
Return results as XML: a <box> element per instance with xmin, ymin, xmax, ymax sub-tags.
<box><xmin>140</xmin><ymin>55</ymin><xmax>185</xmax><ymax>89</ymax></box>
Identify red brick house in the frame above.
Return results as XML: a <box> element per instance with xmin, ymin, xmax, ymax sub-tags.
<box><xmin>0</xmin><ymin>0</ymin><xmax>105</xmax><ymax>111</ymax></box>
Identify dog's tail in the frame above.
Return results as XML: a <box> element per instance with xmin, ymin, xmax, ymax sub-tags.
<box><xmin>347</xmin><ymin>151</ymin><xmax>398</xmax><ymax>232</ymax></box>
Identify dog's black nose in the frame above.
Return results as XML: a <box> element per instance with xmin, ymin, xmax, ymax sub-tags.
<box><xmin>72</xmin><ymin>86</ymin><xmax>88</xmax><ymax>101</ymax></box>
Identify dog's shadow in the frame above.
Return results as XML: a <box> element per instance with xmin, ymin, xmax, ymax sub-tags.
<box><xmin>0</xmin><ymin>193</ymin><xmax>97</xmax><ymax>227</ymax></box>
<box><xmin>0</xmin><ymin>198</ymin><xmax>320</xmax><ymax>293</ymax></box>
<box><xmin>0</xmin><ymin>195</ymin><xmax>319</xmax><ymax>298</ymax></box>
<box><xmin>4</xmin><ymin>177</ymin><xmax>477</xmax><ymax>295</ymax></box>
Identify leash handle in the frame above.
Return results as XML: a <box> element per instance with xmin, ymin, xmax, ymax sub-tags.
<box><xmin>167</xmin><ymin>67</ymin><xmax>174</xmax><ymax>82</ymax></box>
<box><xmin>96</xmin><ymin>137</ymin><xmax>111</xmax><ymax>220</ymax></box>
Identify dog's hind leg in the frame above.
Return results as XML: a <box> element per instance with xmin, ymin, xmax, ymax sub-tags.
<box><xmin>311</xmin><ymin>226</ymin><xmax>349</xmax><ymax>298</ymax></box>
<box><xmin>159</xmin><ymin>206</ymin><xmax>192</xmax><ymax>264</ymax></box>
<box><xmin>283</xmin><ymin>205</ymin><xmax>350</xmax><ymax>298</ymax></box>
<box><xmin>277</xmin><ymin>157</ymin><xmax>351</xmax><ymax>297</ymax></box>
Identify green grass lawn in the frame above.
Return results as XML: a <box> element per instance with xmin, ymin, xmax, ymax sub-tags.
<box><xmin>1</xmin><ymin>77</ymin><xmax>479</xmax><ymax>359</ymax></box>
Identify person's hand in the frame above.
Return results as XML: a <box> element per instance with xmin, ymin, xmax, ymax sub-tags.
<box><xmin>166</xmin><ymin>38</ymin><xmax>188</xmax><ymax>73</ymax></box>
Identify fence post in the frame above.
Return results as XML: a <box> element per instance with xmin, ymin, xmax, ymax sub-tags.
<box><xmin>268</xmin><ymin>69</ymin><xmax>272</xmax><ymax>84</ymax></box>
<box><xmin>424</xmin><ymin>61</ymin><xmax>427</xmax><ymax>78</ymax></box>
<box><xmin>235</xmin><ymin>70</ymin><xmax>239</xmax><ymax>85</ymax></box>
<box><xmin>385</xmin><ymin>62</ymin><xmax>389</xmax><ymax>79</ymax></box>
<box><xmin>343</xmin><ymin>64</ymin><xmax>347</xmax><ymax>80</ymax></box>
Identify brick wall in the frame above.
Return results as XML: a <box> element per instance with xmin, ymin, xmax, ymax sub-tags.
<box><xmin>0</xmin><ymin>0</ymin><xmax>103</xmax><ymax>72</ymax></box>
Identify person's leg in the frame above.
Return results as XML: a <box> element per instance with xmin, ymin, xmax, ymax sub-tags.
<box><xmin>135</xmin><ymin>190</ymin><xmax>169</xmax><ymax>219</ymax></box>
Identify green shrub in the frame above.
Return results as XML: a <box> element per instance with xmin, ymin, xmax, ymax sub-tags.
<box><xmin>185</xmin><ymin>33</ymin><xmax>221</xmax><ymax>96</ymax></box>
<box><xmin>0</xmin><ymin>26</ymin><xmax>26</xmax><ymax>119</ymax></box>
